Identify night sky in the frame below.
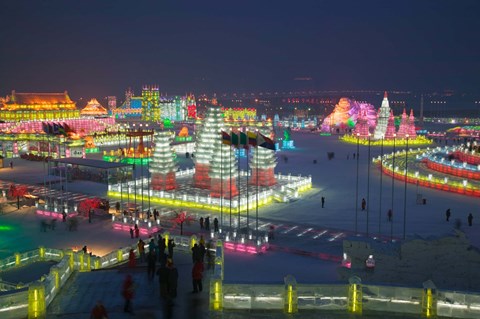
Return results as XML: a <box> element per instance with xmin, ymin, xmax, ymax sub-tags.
<box><xmin>1</xmin><ymin>0</ymin><xmax>479</xmax><ymax>99</ymax></box>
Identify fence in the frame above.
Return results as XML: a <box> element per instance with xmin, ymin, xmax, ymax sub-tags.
<box><xmin>0</xmin><ymin>232</ymin><xmax>205</xmax><ymax>318</ymax></box>
<box><xmin>209</xmin><ymin>251</ymin><xmax>480</xmax><ymax>319</ymax></box>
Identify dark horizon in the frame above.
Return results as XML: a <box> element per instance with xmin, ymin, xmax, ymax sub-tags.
<box><xmin>1</xmin><ymin>0</ymin><xmax>479</xmax><ymax>100</ymax></box>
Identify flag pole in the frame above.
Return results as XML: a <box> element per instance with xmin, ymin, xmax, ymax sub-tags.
<box><xmin>256</xmin><ymin>130</ymin><xmax>259</xmax><ymax>239</ymax></box>
<box><xmin>221</xmin><ymin>135</ymin><xmax>223</xmax><ymax>231</ymax></box>
<box><xmin>228</xmin><ymin>129</ymin><xmax>233</xmax><ymax>231</ymax></box>
<box><xmin>237</xmin><ymin>132</ymin><xmax>241</xmax><ymax>234</ymax></box>
<box><xmin>229</xmin><ymin>131</ymin><xmax>232</xmax><ymax>231</ymax></box>
<box><xmin>246</xmin><ymin>141</ymin><xmax>249</xmax><ymax>234</ymax></box>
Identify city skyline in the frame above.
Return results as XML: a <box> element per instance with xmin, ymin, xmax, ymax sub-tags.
<box><xmin>1</xmin><ymin>0</ymin><xmax>479</xmax><ymax>99</ymax></box>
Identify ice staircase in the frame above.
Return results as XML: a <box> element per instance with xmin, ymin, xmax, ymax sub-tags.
<box><xmin>273</xmin><ymin>186</ymin><xmax>299</xmax><ymax>203</ymax></box>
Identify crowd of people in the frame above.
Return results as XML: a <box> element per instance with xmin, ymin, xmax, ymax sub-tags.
<box><xmin>92</xmin><ymin>231</ymin><xmax>215</xmax><ymax>317</ymax></box>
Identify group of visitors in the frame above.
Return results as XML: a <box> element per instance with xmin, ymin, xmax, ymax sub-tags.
<box><xmin>199</xmin><ymin>216</ymin><xmax>219</xmax><ymax>233</ymax></box>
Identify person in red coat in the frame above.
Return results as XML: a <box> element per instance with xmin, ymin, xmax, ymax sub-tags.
<box><xmin>192</xmin><ymin>260</ymin><xmax>204</xmax><ymax>293</ymax></box>
<box><xmin>128</xmin><ymin>249</ymin><xmax>136</xmax><ymax>268</ymax></box>
<box><xmin>90</xmin><ymin>300</ymin><xmax>108</xmax><ymax>319</ymax></box>
<box><xmin>122</xmin><ymin>274</ymin><xmax>135</xmax><ymax>313</ymax></box>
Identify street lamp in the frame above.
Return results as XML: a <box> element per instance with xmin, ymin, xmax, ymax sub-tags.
<box><xmin>403</xmin><ymin>134</ymin><xmax>409</xmax><ymax>240</ymax></box>
<box><xmin>390</xmin><ymin>133</ymin><xmax>396</xmax><ymax>242</ymax></box>
<box><xmin>355</xmin><ymin>132</ymin><xmax>360</xmax><ymax>235</ymax></box>
<box><xmin>146</xmin><ymin>123</ymin><xmax>151</xmax><ymax>213</ymax></box>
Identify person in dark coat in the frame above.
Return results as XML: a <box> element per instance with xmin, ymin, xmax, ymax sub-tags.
<box><xmin>129</xmin><ymin>228</ymin><xmax>134</xmax><ymax>239</ymax></box>
<box><xmin>199</xmin><ymin>217</ymin><xmax>204</xmax><ymax>230</ymax></box>
<box><xmin>321</xmin><ymin>196</ymin><xmax>325</xmax><ymax>208</ymax></box>
<box><xmin>468</xmin><ymin>213</ymin><xmax>473</xmax><ymax>226</ymax></box>
<box><xmin>446</xmin><ymin>208</ymin><xmax>451</xmax><ymax>222</ymax></box>
<box><xmin>361</xmin><ymin>198</ymin><xmax>366</xmax><ymax>211</ymax></box>
<box><xmin>157</xmin><ymin>262</ymin><xmax>169</xmax><ymax>299</ymax></box>
<box><xmin>191</xmin><ymin>243</ymin><xmax>200</xmax><ymax>262</ymax></box>
<box><xmin>122</xmin><ymin>274</ymin><xmax>135</xmax><ymax>314</ymax></box>
<box><xmin>387</xmin><ymin>209</ymin><xmax>393</xmax><ymax>222</ymax></box>
<box><xmin>192</xmin><ymin>260</ymin><xmax>204</xmax><ymax>293</ymax></box>
<box><xmin>204</xmin><ymin>217</ymin><xmax>210</xmax><ymax>231</ymax></box>
<box><xmin>166</xmin><ymin>259</ymin><xmax>178</xmax><ymax>299</ymax></box>
<box><xmin>137</xmin><ymin>239</ymin><xmax>145</xmax><ymax>263</ymax></box>
<box><xmin>168</xmin><ymin>239</ymin><xmax>175</xmax><ymax>259</ymax></box>
<box><xmin>147</xmin><ymin>250</ymin><xmax>156</xmax><ymax>281</ymax></box>
<box><xmin>199</xmin><ymin>242</ymin><xmax>206</xmax><ymax>262</ymax></box>
<box><xmin>213</xmin><ymin>218</ymin><xmax>219</xmax><ymax>233</ymax></box>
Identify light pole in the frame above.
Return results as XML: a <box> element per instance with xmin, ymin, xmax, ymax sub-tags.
<box><xmin>403</xmin><ymin>134</ymin><xmax>409</xmax><ymax>240</ymax></box>
<box><xmin>390</xmin><ymin>133</ymin><xmax>396</xmax><ymax>242</ymax></box>
<box><xmin>355</xmin><ymin>132</ymin><xmax>360</xmax><ymax>235</ymax></box>
<box><xmin>146</xmin><ymin>124</ymin><xmax>151</xmax><ymax>213</ymax></box>
<box><xmin>140</xmin><ymin>124</ymin><xmax>144</xmax><ymax>214</ymax></box>
<box><xmin>378</xmin><ymin>134</ymin><xmax>384</xmax><ymax>235</ymax></box>
<box><xmin>366</xmin><ymin>133</ymin><xmax>371</xmax><ymax>237</ymax></box>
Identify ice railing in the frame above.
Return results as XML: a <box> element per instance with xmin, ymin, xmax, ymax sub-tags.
<box><xmin>108</xmin><ymin>170</ymin><xmax>312</xmax><ymax>208</ymax></box>
<box><xmin>211</xmin><ymin>262</ymin><xmax>480</xmax><ymax>318</ymax></box>
<box><xmin>0</xmin><ymin>232</ymin><xmax>212</xmax><ymax>318</ymax></box>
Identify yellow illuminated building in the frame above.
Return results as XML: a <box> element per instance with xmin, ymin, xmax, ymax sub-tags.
<box><xmin>0</xmin><ymin>90</ymin><xmax>80</xmax><ymax>121</ymax></box>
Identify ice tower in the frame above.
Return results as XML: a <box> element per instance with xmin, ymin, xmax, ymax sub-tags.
<box><xmin>150</xmin><ymin>131</ymin><xmax>177</xmax><ymax>190</ymax></box>
<box><xmin>193</xmin><ymin>105</ymin><xmax>225</xmax><ymax>189</ymax></box>
<box><xmin>209</xmin><ymin>132</ymin><xmax>239</xmax><ymax>199</ymax></box>
<box><xmin>250</xmin><ymin>129</ymin><xmax>277</xmax><ymax>186</ymax></box>
<box><xmin>373</xmin><ymin>91</ymin><xmax>391</xmax><ymax>140</ymax></box>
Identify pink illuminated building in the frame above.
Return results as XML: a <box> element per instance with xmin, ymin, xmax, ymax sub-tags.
<box><xmin>407</xmin><ymin>109</ymin><xmax>417</xmax><ymax>138</ymax></box>
<box><xmin>396</xmin><ymin>109</ymin><xmax>409</xmax><ymax>138</ymax></box>
<box><xmin>385</xmin><ymin>111</ymin><xmax>397</xmax><ymax>139</ymax></box>
<box><xmin>353</xmin><ymin>110</ymin><xmax>370</xmax><ymax>138</ymax></box>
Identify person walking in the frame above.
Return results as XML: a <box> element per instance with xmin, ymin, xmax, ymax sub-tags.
<box><xmin>446</xmin><ymin>208</ymin><xmax>451</xmax><ymax>222</ymax></box>
<box><xmin>468</xmin><ymin>213</ymin><xmax>473</xmax><ymax>226</ymax></box>
<box><xmin>129</xmin><ymin>228</ymin><xmax>134</xmax><ymax>239</ymax></box>
<box><xmin>213</xmin><ymin>218</ymin><xmax>219</xmax><ymax>233</ymax></box>
<box><xmin>134</xmin><ymin>224</ymin><xmax>139</xmax><ymax>238</ymax></box>
<box><xmin>122</xmin><ymin>274</ymin><xmax>135</xmax><ymax>314</ymax></box>
<box><xmin>321</xmin><ymin>196</ymin><xmax>325</xmax><ymax>208</ymax></box>
<box><xmin>199</xmin><ymin>217</ymin><xmax>204</xmax><ymax>230</ymax></box>
<box><xmin>192</xmin><ymin>260</ymin><xmax>204</xmax><ymax>293</ymax></box>
<box><xmin>9</xmin><ymin>161</ymin><xmax>13</xmax><ymax>169</ymax></box>
<box><xmin>147</xmin><ymin>250</ymin><xmax>156</xmax><ymax>281</ymax></box>
<box><xmin>361</xmin><ymin>198</ymin><xmax>366</xmax><ymax>211</ymax></box>
<box><xmin>88</xmin><ymin>209</ymin><xmax>93</xmax><ymax>223</ymax></box>
<box><xmin>387</xmin><ymin>209</ymin><xmax>393</xmax><ymax>222</ymax></box>
<box><xmin>90</xmin><ymin>300</ymin><xmax>108</xmax><ymax>319</ymax></box>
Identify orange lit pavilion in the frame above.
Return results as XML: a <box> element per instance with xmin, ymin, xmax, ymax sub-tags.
<box><xmin>0</xmin><ymin>90</ymin><xmax>80</xmax><ymax>121</ymax></box>
<box><xmin>80</xmin><ymin>98</ymin><xmax>108</xmax><ymax>117</ymax></box>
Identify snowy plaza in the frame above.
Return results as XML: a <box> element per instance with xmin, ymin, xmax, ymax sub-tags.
<box><xmin>1</xmin><ymin>127</ymin><xmax>480</xmax><ymax>318</ymax></box>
